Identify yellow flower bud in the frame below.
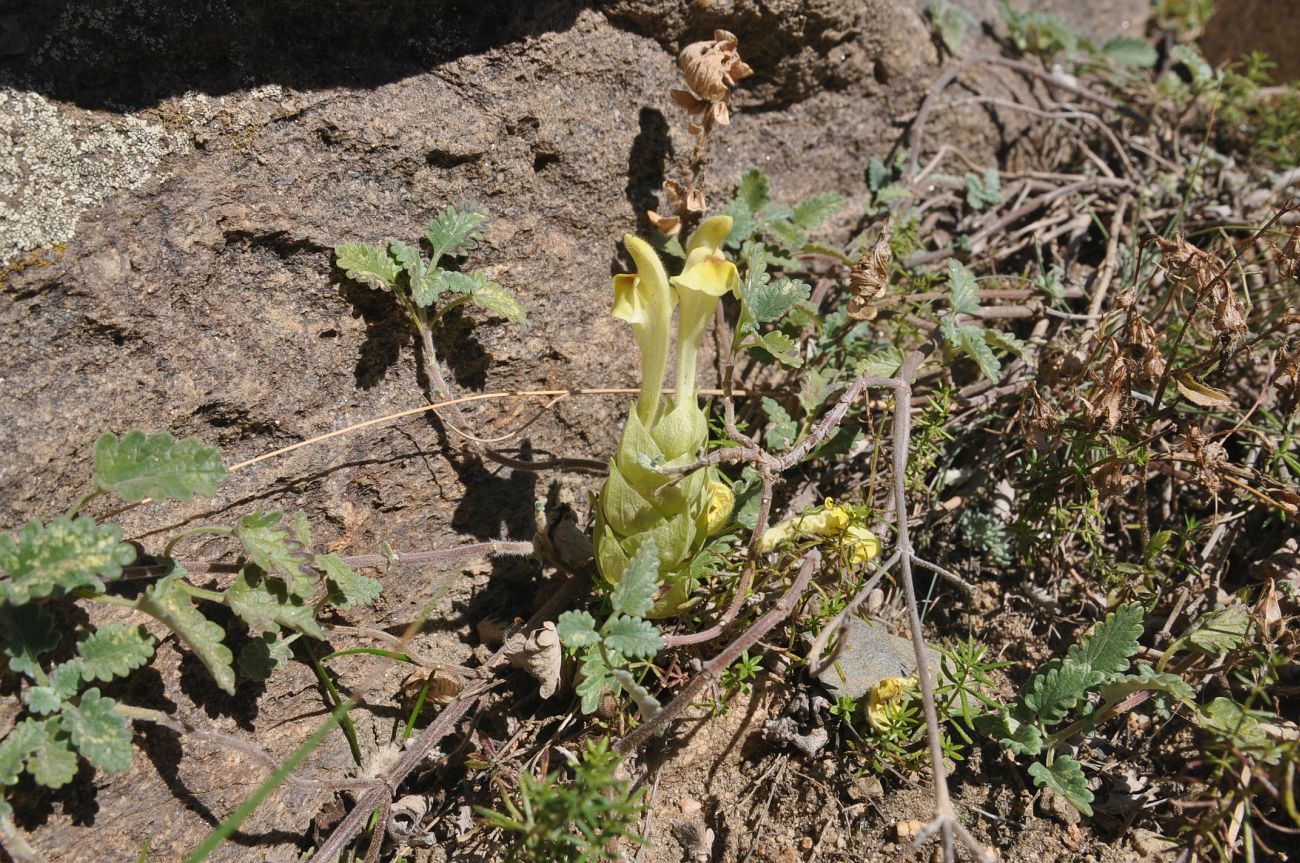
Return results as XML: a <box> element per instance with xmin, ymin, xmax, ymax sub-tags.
<box><xmin>705</xmin><ymin>479</ymin><xmax>734</xmax><ymax>535</ymax></box>
<box><xmin>866</xmin><ymin>676</ymin><xmax>911</xmax><ymax>731</ymax></box>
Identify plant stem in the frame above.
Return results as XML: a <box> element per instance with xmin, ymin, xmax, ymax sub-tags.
<box><xmin>64</xmin><ymin>489</ymin><xmax>103</xmax><ymax>519</ymax></box>
<box><xmin>163</xmin><ymin>526</ymin><xmax>234</xmax><ymax>558</ymax></box>
<box><xmin>301</xmin><ymin>642</ymin><xmax>364</xmax><ymax>765</ymax></box>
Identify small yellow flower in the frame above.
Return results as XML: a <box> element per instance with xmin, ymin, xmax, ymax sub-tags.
<box><xmin>756</xmin><ymin>498</ymin><xmax>879</xmax><ymax>565</ymax></box>
<box><xmin>705</xmin><ymin>479</ymin><xmax>734</xmax><ymax>535</ymax></box>
<box><xmin>866</xmin><ymin>676</ymin><xmax>911</xmax><ymax>731</ymax></box>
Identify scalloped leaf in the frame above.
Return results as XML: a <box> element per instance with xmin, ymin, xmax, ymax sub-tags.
<box><xmin>0</xmin><ymin>718</ymin><xmax>45</xmax><ymax>784</ymax></box>
<box><xmin>63</xmin><ymin>688</ymin><xmax>132</xmax><ymax>774</ymax></box>
<box><xmin>744</xmin><ymin>276</ymin><xmax>810</xmax><ymax>326</ymax></box>
<box><xmin>24</xmin><ymin>661</ymin><xmax>83</xmax><ymax>715</ymax></box>
<box><xmin>335</xmin><ymin>242</ymin><xmax>400</xmax><ymax>291</ymax></box>
<box><xmin>235</xmin><ymin>509</ymin><xmax>312</xmax><ymax>590</ymax></box>
<box><xmin>134</xmin><ymin>570</ymin><xmax>235</xmax><ymax>694</ymax></box>
<box><xmin>721</xmin><ymin>197</ymin><xmax>758</xmax><ymax>249</ymax></box>
<box><xmin>0</xmin><ymin>516</ymin><xmax>136</xmax><ymax>605</ymax></box>
<box><xmin>766</xmin><ymin>219</ymin><xmax>807</xmax><ymax>252</ymax></box>
<box><xmin>1028</xmin><ymin>757</ymin><xmax>1093</xmax><ymax>816</ymax></box>
<box><xmin>389</xmin><ymin>239</ymin><xmax>437</xmax><ymax>307</ymax></box>
<box><xmin>792</xmin><ymin>193</ymin><xmax>844</xmax><ymax>230</ymax></box>
<box><xmin>1023</xmin><ymin>659</ymin><xmax>1100</xmax><ymax>725</ymax></box>
<box><xmin>77</xmin><ymin>624</ymin><xmax>156</xmax><ymax>683</ymax></box>
<box><xmin>556</xmin><ymin>610</ymin><xmax>600</xmax><ymax>649</ymax></box>
<box><xmin>225</xmin><ymin>569</ymin><xmax>324</xmax><ymax>639</ymax></box>
<box><xmin>317</xmin><ymin>554</ymin><xmax>381</xmax><ymax>610</ymax></box>
<box><xmin>750</xmin><ymin>330</ymin><xmax>803</xmax><ymax>368</ymax></box>
<box><xmin>466</xmin><ymin>277</ymin><xmax>526</xmax><ymax>324</ymax></box>
<box><xmin>977</xmin><ymin>707</ymin><xmax>1044</xmax><ymax>756</ymax></box>
<box><xmin>26</xmin><ymin>717</ymin><xmax>78</xmax><ymax>789</ymax></box>
<box><xmin>1182</xmin><ymin>602</ymin><xmax>1251</xmax><ymax>654</ymax></box>
<box><xmin>1068</xmin><ymin>603</ymin><xmax>1143</xmax><ymax>678</ymax></box>
<box><xmin>610</xmin><ymin>540</ymin><xmax>659</xmax><ymax>619</ymax></box>
<box><xmin>737</xmin><ymin>169</ymin><xmax>771</xmax><ymax>214</ymax></box>
<box><xmin>963</xmin><ymin>168</ymin><xmax>1002</xmax><ymax>210</ymax></box>
<box><xmin>604</xmin><ymin>615</ymin><xmax>663</xmax><ymax>659</ymax></box>
<box><xmin>0</xmin><ymin>603</ymin><xmax>59</xmax><ymax>677</ymax></box>
<box><xmin>425</xmin><ymin>205</ymin><xmax>488</xmax><ymax>267</ymax></box>
<box><xmin>762</xmin><ymin>397</ymin><xmax>798</xmax><ymax>451</ymax></box>
<box><xmin>1096</xmin><ymin>666</ymin><xmax>1195</xmax><ymax>706</ymax></box>
<box><xmin>575</xmin><ymin>651</ymin><xmax>618</xmax><ymax>715</ymax></box>
<box><xmin>946</xmin><ymin>259</ymin><xmax>981</xmax><ymax>314</ymax></box>
<box><xmin>92</xmin><ymin>431</ymin><xmax>227</xmax><ymax>503</ymax></box>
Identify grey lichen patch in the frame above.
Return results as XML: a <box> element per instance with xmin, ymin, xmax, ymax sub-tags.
<box><xmin>0</xmin><ymin>89</ymin><xmax>192</xmax><ymax>265</ymax></box>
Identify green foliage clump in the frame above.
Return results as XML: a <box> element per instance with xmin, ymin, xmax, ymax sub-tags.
<box><xmin>0</xmin><ymin>431</ymin><xmax>381</xmax><ymax>815</ymax></box>
<box><xmin>479</xmin><ymin>738</ymin><xmax>645</xmax><ymax>863</ymax></box>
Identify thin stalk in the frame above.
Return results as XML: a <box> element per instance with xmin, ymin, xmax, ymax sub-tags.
<box><xmin>163</xmin><ymin>526</ymin><xmax>234</xmax><ymax>558</ymax></box>
<box><xmin>302</xmin><ymin>642</ymin><xmax>364</xmax><ymax>766</ymax></box>
<box><xmin>64</xmin><ymin>489</ymin><xmax>103</xmax><ymax>519</ymax></box>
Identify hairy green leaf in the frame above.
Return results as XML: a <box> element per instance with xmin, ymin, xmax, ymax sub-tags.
<box><xmin>1182</xmin><ymin>602</ymin><xmax>1251</xmax><ymax>654</ymax></box>
<box><xmin>24</xmin><ymin>661</ymin><xmax>83</xmax><ymax>715</ymax></box>
<box><xmin>0</xmin><ymin>603</ymin><xmax>58</xmax><ymax>677</ymax></box>
<box><xmin>985</xmin><ymin>328</ymin><xmax>1029</xmax><ymax>358</ymax></box>
<box><xmin>867</xmin><ymin>157</ymin><xmax>891</xmax><ymax>193</ymax></box>
<box><xmin>792</xmin><ymin>193</ymin><xmax>844</xmax><ymax>230</ymax></box>
<box><xmin>63</xmin><ymin>688</ymin><xmax>132</xmax><ymax>773</ymax></box>
<box><xmin>930</xmin><ymin>0</ymin><xmax>977</xmax><ymax>53</ymax></box>
<box><xmin>238</xmin><ymin>633</ymin><xmax>296</xmax><ymax>682</ymax></box>
<box><xmin>26</xmin><ymin>717</ymin><xmax>78</xmax><ymax>789</ymax></box>
<box><xmin>556</xmin><ymin>610</ymin><xmax>600</xmax><ymax>649</ymax></box>
<box><xmin>235</xmin><ymin>509</ymin><xmax>311</xmax><ymax>589</ymax></box>
<box><xmin>1096</xmin><ymin>666</ymin><xmax>1195</xmax><ymax>706</ymax></box>
<box><xmin>317</xmin><ymin>554</ymin><xmax>381</xmax><ymax>610</ymax></box>
<box><xmin>963</xmin><ymin>168</ymin><xmax>1002</xmax><ymax>210</ymax></box>
<box><xmin>751</xmin><ymin>330</ymin><xmax>803</xmax><ymax>368</ymax></box>
<box><xmin>1068</xmin><ymin>603</ymin><xmax>1143</xmax><ymax>678</ymax></box>
<box><xmin>762</xmin><ymin>397</ymin><xmax>798</xmax><ymax>451</ymax></box>
<box><xmin>977</xmin><ymin>708</ymin><xmax>1043</xmax><ymax>756</ymax></box>
<box><xmin>135</xmin><ymin>570</ymin><xmax>235</xmax><ymax>695</ymax></box>
<box><xmin>0</xmin><ymin>718</ymin><xmax>45</xmax><ymax>784</ymax></box>
<box><xmin>226</xmin><ymin>569</ymin><xmax>324</xmax><ymax>639</ymax></box>
<box><xmin>744</xmin><ymin>277</ymin><xmax>810</xmax><ymax>326</ymax></box>
<box><xmin>0</xmin><ymin>516</ymin><xmax>136</xmax><ymax>604</ymax></box>
<box><xmin>1198</xmin><ymin>697</ymin><xmax>1272</xmax><ymax>755</ymax></box>
<box><xmin>389</xmin><ymin>239</ymin><xmax>437</xmax><ymax>307</ymax></box>
<box><xmin>1028</xmin><ymin>757</ymin><xmax>1093</xmax><ymax>815</ymax></box>
<box><xmin>946</xmin><ymin>259</ymin><xmax>981</xmax><ymax>314</ymax></box>
<box><xmin>950</xmin><ymin>323</ymin><xmax>1000</xmax><ymax>382</ymax></box>
<box><xmin>721</xmin><ymin>197</ymin><xmax>758</xmax><ymax>249</ymax></box>
<box><xmin>92</xmin><ymin>431</ymin><xmax>226</xmax><ymax>503</ymax></box>
<box><xmin>856</xmin><ymin>345</ymin><xmax>906</xmax><ymax>377</ymax></box>
<box><xmin>335</xmin><ymin>242</ymin><xmax>400</xmax><ymax>291</ymax></box>
<box><xmin>610</xmin><ymin>539</ymin><xmax>659</xmax><ymax>619</ymax></box>
<box><xmin>1023</xmin><ymin>659</ymin><xmax>1100</xmax><ymax>724</ymax></box>
<box><xmin>1103</xmin><ymin>35</ymin><xmax>1157</xmax><ymax>68</ymax></box>
<box><xmin>738</xmin><ymin>169</ymin><xmax>771</xmax><ymax>214</ymax></box>
<box><xmin>424</xmin><ymin>205</ymin><xmax>488</xmax><ymax>267</ymax></box>
<box><xmin>465</xmin><ymin>277</ymin><xmax>526</xmax><ymax>324</ymax></box>
<box><xmin>766</xmin><ymin>219</ymin><xmax>808</xmax><ymax>252</ymax></box>
<box><xmin>604</xmin><ymin>615</ymin><xmax>663</xmax><ymax>658</ymax></box>
<box><xmin>77</xmin><ymin>624</ymin><xmax>156</xmax><ymax>683</ymax></box>
<box><xmin>576</xmin><ymin>651</ymin><xmax>617</xmax><ymax>715</ymax></box>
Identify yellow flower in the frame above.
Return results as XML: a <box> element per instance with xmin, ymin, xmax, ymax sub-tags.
<box><xmin>756</xmin><ymin>498</ymin><xmax>879</xmax><ymax>565</ymax></box>
<box><xmin>866</xmin><ymin>676</ymin><xmax>911</xmax><ymax>731</ymax></box>
<box><xmin>705</xmin><ymin>479</ymin><xmax>734</xmax><ymax>535</ymax></box>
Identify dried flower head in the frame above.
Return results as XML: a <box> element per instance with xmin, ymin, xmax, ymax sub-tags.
<box><xmin>1181</xmin><ymin>424</ymin><xmax>1226</xmax><ymax>493</ymax></box>
<box><xmin>1123</xmin><ymin>316</ymin><xmax>1166</xmax><ymax>386</ymax></box>
<box><xmin>848</xmin><ymin>221</ymin><xmax>892</xmax><ymax>321</ymax></box>
<box><xmin>674</xmin><ymin>29</ymin><xmax>753</xmax><ymax>122</ymax></box>
<box><xmin>1086</xmin><ymin>339</ymin><xmax>1132</xmax><ymax>431</ymax></box>
<box><xmin>648</xmin><ymin>178</ymin><xmax>706</xmax><ymax>236</ymax></box>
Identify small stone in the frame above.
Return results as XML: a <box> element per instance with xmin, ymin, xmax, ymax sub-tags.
<box><xmin>810</xmin><ymin>619</ymin><xmax>940</xmax><ymax>700</ymax></box>
<box><xmin>895</xmin><ymin>819</ymin><xmax>926</xmax><ymax>843</ymax></box>
<box><xmin>846</xmin><ymin>774</ymin><xmax>883</xmax><ymax>801</ymax></box>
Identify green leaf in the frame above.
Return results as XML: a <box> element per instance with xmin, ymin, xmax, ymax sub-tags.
<box><xmin>424</xmin><ymin>205</ymin><xmax>488</xmax><ymax>267</ymax></box>
<box><xmin>389</xmin><ymin>239</ymin><xmax>438</xmax><ymax>306</ymax></box>
<box><xmin>721</xmin><ymin>197</ymin><xmax>758</xmax><ymax>249</ymax></box>
<box><xmin>1023</xmin><ymin>659</ymin><xmax>1100</xmax><ymax>725</ymax></box>
<box><xmin>1068</xmin><ymin>603</ymin><xmax>1144</xmax><ymax>678</ymax></box>
<box><xmin>985</xmin><ymin>328</ymin><xmax>1028</xmax><ymax>357</ymax></box>
<box><xmin>0</xmin><ymin>718</ymin><xmax>45</xmax><ymax>784</ymax></box>
<box><xmin>792</xmin><ymin>193</ymin><xmax>844</xmax><ymax>230</ymax></box>
<box><xmin>751</xmin><ymin>330</ymin><xmax>803</xmax><ymax>368</ymax></box>
<box><xmin>744</xmin><ymin>277</ymin><xmax>810</xmax><ymax>325</ymax></box>
<box><xmin>134</xmin><ymin>570</ymin><xmax>235</xmax><ymax>695</ymax></box>
<box><xmin>867</xmin><ymin>157</ymin><xmax>891</xmax><ymax>193</ymax></box>
<box><xmin>762</xmin><ymin>397</ymin><xmax>798</xmax><ymax>451</ymax></box>
<box><xmin>856</xmin><ymin>345</ymin><xmax>905</xmax><ymax>377</ymax></box>
<box><xmin>954</xmin><ymin>324</ymin><xmax>1000</xmax><ymax>382</ymax></box>
<box><xmin>225</xmin><ymin>569</ymin><xmax>324</xmax><ymax>639</ymax></box>
<box><xmin>0</xmin><ymin>516</ymin><xmax>136</xmax><ymax>604</ymax></box>
<box><xmin>24</xmin><ymin>661</ymin><xmax>83</xmax><ymax>714</ymax></box>
<box><xmin>0</xmin><ymin>603</ymin><xmax>59</xmax><ymax>677</ymax></box>
<box><xmin>62</xmin><ymin>688</ymin><xmax>132</xmax><ymax>773</ymax></box>
<box><xmin>766</xmin><ymin>219</ymin><xmax>807</xmax><ymax>252</ymax></box>
<box><xmin>335</xmin><ymin>242</ymin><xmax>400</xmax><ymax>291</ymax></box>
<box><xmin>1198</xmin><ymin>697</ymin><xmax>1272</xmax><ymax>754</ymax></box>
<box><xmin>1182</xmin><ymin>602</ymin><xmax>1251</xmax><ymax>654</ymax></box>
<box><xmin>77</xmin><ymin>624</ymin><xmax>156</xmax><ymax>683</ymax></box>
<box><xmin>1096</xmin><ymin>666</ymin><xmax>1195</xmax><ymax>706</ymax></box>
<box><xmin>604</xmin><ymin>615</ymin><xmax>663</xmax><ymax>658</ymax></box>
<box><xmin>26</xmin><ymin>717</ymin><xmax>78</xmax><ymax>789</ymax></box>
<box><xmin>465</xmin><ymin>277</ymin><xmax>526</xmax><ymax>324</ymax></box>
<box><xmin>235</xmin><ymin>509</ymin><xmax>311</xmax><ymax>589</ymax></box>
<box><xmin>930</xmin><ymin>0</ymin><xmax>976</xmax><ymax>53</ymax></box>
<box><xmin>93</xmin><ymin>431</ymin><xmax>226</xmax><ymax>504</ymax></box>
<box><xmin>238</xmin><ymin>633</ymin><xmax>296</xmax><ymax>682</ymax></box>
<box><xmin>946</xmin><ymin>259</ymin><xmax>981</xmax><ymax>314</ymax></box>
<box><xmin>576</xmin><ymin>651</ymin><xmax>617</xmax><ymax>715</ymax></box>
<box><xmin>317</xmin><ymin>554</ymin><xmax>381</xmax><ymax>610</ymax></box>
<box><xmin>737</xmin><ymin>169</ymin><xmax>771</xmax><ymax>213</ymax></box>
<box><xmin>1028</xmin><ymin>757</ymin><xmax>1093</xmax><ymax>816</ymax></box>
<box><xmin>977</xmin><ymin>708</ymin><xmax>1043</xmax><ymax>756</ymax></box>
<box><xmin>610</xmin><ymin>540</ymin><xmax>659</xmax><ymax>619</ymax></box>
<box><xmin>1103</xmin><ymin>35</ymin><xmax>1157</xmax><ymax>68</ymax></box>
<box><xmin>556</xmin><ymin>610</ymin><xmax>600</xmax><ymax>649</ymax></box>
<box><xmin>963</xmin><ymin>168</ymin><xmax>1002</xmax><ymax>210</ymax></box>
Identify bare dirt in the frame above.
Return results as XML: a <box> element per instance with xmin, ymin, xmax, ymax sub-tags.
<box><xmin>0</xmin><ymin>2</ymin><xmax>1166</xmax><ymax>861</ymax></box>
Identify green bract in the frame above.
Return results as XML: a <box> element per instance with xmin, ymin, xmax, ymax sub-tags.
<box><xmin>595</xmin><ymin>216</ymin><xmax>737</xmax><ymax>617</ymax></box>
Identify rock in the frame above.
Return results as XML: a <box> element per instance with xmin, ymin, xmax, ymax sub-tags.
<box><xmin>810</xmin><ymin>618</ymin><xmax>940</xmax><ymax>700</ymax></box>
<box><xmin>1203</xmin><ymin>0</ymin><xmax>1300</xmax><ymax>82</ymax></box>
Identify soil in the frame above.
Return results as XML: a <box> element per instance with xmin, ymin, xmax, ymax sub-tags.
<box><xmin>0</xmin><ymin>2</ymin><xmax>1183</xmax><ymax>862</ymax></box>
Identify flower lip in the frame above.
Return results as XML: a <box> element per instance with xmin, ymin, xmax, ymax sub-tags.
<box><xmin>670</xmin><ymin>256</ymin><xmax>737</xmax><ymax>300</ymax></box>
<box><xmin>612</xmin><ymin>273</ymin><xmax>644</xmax><ymax>325</ymax></box>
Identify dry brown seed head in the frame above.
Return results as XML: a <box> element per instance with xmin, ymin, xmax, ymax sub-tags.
<box><xmin>1181</xmin><ymin>424</ymin><xmax>1226</xmax><ymax>493</ymax></box>
<box><xmin>1086</xmin><ymin>339</ymin><xmax>1132</xmax><ymax>431</ymax></box>
<box><xmin>847</xmin><ymin>221</ymin><xmax>892</xmax><ymax>321</ymax></box>
<box><xmin>1124</xmin><ymin>317</ymin><xmax>1166</xmax><ymax>386</ymax></box>
<box><xmin>678</xmin><ymin>29</ymin><xmax>752</xmax><ymax>103</ymax></box>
